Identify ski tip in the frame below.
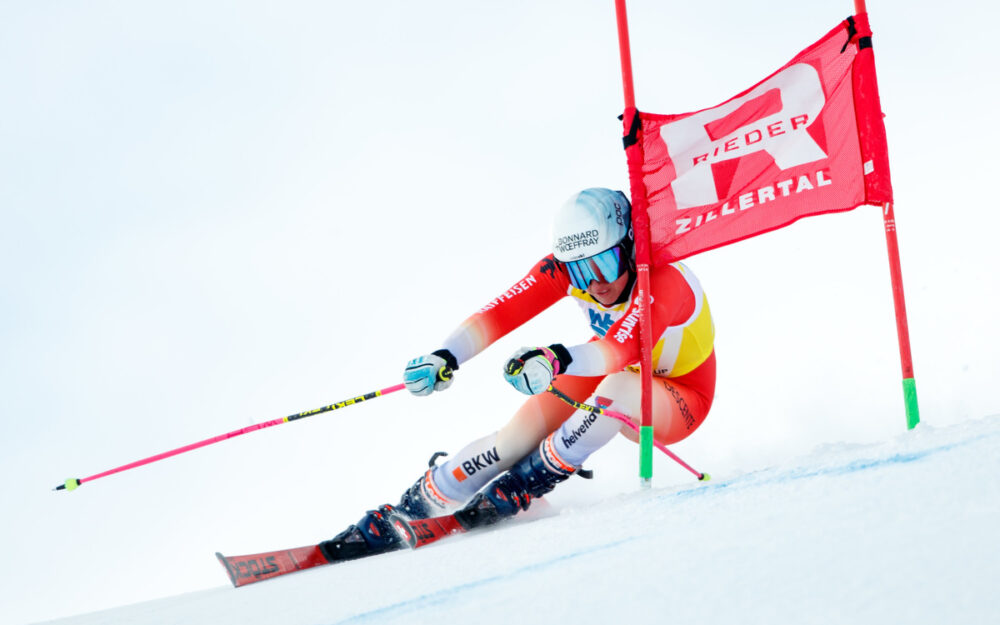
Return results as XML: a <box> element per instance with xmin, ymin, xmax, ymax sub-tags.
<box><xmin>53</xmin><ymin>478</ymin><xmax>81</xmax><ymax>492</ymax></box>
<box><xmin>216</xmin><ymin>552</ymin><xmax>238</xmax><ymax>588</ymax></box>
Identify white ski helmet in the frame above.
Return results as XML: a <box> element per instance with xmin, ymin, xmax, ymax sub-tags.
<box><xmin>551</xmin><ymin>188</ymin><xmax>632</xmax><ymax>262</ymax></box>
<box><xmin>551</xmin><ymin>189</ymin><xmax>634</xmax><ymax>290</ymax></box>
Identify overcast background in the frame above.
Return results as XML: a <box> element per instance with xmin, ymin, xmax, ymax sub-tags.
<box><xmin>2</xmin><ymin>1</ymin><xmax>998</xmax><ymax>623</ymax></box>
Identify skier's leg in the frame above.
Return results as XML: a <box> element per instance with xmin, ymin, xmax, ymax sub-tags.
<box><xmin>452</xmin><ymin>400</ymin><xmax>621</xmax><ymax>528</ymax></box>
<box><xmin>602</xmin><ymin>354</ymin><xmax>715</xmax><ymax>446</ymax></box>
<box><xmin>320</xmin><ymin>376</ymin><xmax>604</xmax><ymax>559</ymax></box>
<box><xmin>453</xmin><ymin>363</ymin><xmax>715</xmax><ymax>527</ymax></box>
<box><xmin>396</xmin><ymin>374</ymin><xmax>604</xmax><ymax>518</ymax></box>
<box><xmin>453</xmin><ymin>394</ymin><xmax>622</xmax><ymax>528</ymax></box>
<box><xmin>453</xmin><ymin>437</ymin><xmax>581</xmax><ymax>529</ymax></box>
<box><xmin>494</xmin><ymin>374</ymin><xmax>606</xmax><ymax>460</ymax></box>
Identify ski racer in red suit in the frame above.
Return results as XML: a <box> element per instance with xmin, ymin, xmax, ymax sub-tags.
<box><xmin>320</xmin><ymin>188</ymin><xmax>716</xmax><ymax>561</ymax></box>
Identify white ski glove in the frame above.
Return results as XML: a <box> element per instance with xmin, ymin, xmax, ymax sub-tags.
<box><xmin>503</xmin><ymin>345</ymin><xmax>573</xmax><ymax>395</ymax></box>
<box><xmin>404</xmin><ymin>349</ymin><xmax>459</xmax><ymax>396</ymax></box>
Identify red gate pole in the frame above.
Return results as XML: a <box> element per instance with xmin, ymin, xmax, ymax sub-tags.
<box><xmin>855</xmin><ymin>0</ymin><xmax>920</xmax><ymax>428</ymax></box>
<box><xmin>615</xmin><ymin>0</ymin><xmax>636</xmax><ymax>109</ymax></box>
<box><xmin>614</xmin><ymin>0</ymin><xmax>656</xmax><ymax>484</ymax></box>
<box><xmin>882</xmin><ymin>202</ymin><xmax>920</xmax><ymax>428</ymax></box>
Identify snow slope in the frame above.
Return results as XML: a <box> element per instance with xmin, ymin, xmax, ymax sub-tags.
<box><xmin>36</xmin><ymin>415</ymin><xmax>1000</xmax><ymax>625</ymax></box>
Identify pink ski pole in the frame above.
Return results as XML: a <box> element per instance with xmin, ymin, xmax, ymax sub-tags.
<box><xmin>547</xmin><ymin>385</ymin><xmax>710</xmax><ymax>481</ymax></box>
<box><xmin>54</xmin><ymin>383</ymin><xmax>407</xmax><ymax>492</ymax></box>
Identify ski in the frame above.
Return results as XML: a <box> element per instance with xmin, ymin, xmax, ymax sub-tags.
<box><xmin>216</xmin><ymin>545</ymin><xmax>329</xmax><ymax>588</ymax></box>
<box><xmin>388</xmin><ymin>510</ymin><xmax>469</xmax><ymax>549</ymax></box>
<box><xmin>216</xmin><ymin>512</ymin><xmax>472</xmax><ymax>588</ymax></box>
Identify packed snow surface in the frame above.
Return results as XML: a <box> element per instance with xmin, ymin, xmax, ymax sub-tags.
<box><xmin>37</xmin><ymin>415</ymin><xmax>999</xmax><ymax>625</ymax></box>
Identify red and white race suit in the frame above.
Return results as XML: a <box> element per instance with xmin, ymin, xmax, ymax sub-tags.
<box><xmin>421</xmin><ymin>255</ymin><xmax>716</xmax><ymax>509</ymax></box>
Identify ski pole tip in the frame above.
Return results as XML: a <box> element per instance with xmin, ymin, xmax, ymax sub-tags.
<box><xmin>54</xmin><ymin>478</ymin><xmax>81</xmax><ymax>492</ymax></box>
<box><xmin>698</xmin><ymin>472</ymin><xmax>711</xmax><ymax>482</ymax></box>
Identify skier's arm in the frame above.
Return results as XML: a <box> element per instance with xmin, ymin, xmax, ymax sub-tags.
<box><xmin>439</xmin><ymin>255</ymin><xmax>569</xmax><ymax>365</ymax></box>
<box><xmin>562</xmin><ymin>267</ymin><xmax>697</xmax><ymax>376</ymax></box>
<box><xmin>500</xmin><ymin>304</ymin><xmax>645</xmax><ymax>395</ymax></box>
<box><xmin>561</xmin><ymin>314</ymin><xmax>641</xmax><ymax>376</ymax></box>
<box><xmin>404</xmin><ymin>256</ymin><xmax>569</xmax><ymax>396</ymax></box>
<box><xmin>504</xmin><ymin>268</ymin><xmax>697</xmax><ymax>391</ymax></box>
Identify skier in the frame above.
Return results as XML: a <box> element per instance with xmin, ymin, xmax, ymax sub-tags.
<box><xmin>321</xmin><ymin>188</ymin><xmax>716</xmax><ymax>561</ymax></box>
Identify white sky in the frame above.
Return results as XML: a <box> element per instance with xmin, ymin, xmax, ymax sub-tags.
<box><xmin>1</xmin><ymin>1</ymin><xmax>998</xmax><ymax>623</ymax></box>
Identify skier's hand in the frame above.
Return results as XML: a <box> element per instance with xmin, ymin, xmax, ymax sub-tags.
<box><xmin>404</xmin><ymin>349</ymin><xmax>459</xmax><ymax>396</ymax></box>
<box><xmin>503</xmin><ymin>345</ymin><xmax>572</xmax><ymax>395</ymax></box>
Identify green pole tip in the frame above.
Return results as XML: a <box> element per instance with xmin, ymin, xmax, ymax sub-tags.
<box><xmin>903</xmin><ymin>377</ymin><xmax>920</xmax><ymax>430</ymax></box>
<box><xmin>639</xmin><ymin>425</ymin><xmax>654</xmax><ymax>480</ymax></box>
<box><xmin>699</xmin><ymin>472</ymin><xmax>711</xmax><ymax>482</ymax></box>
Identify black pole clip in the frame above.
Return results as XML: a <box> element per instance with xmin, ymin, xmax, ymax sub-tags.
<box><xmin>621</xmin><ymin>110</ymin><xmax>642</xmax><ymax>150</ymax></box>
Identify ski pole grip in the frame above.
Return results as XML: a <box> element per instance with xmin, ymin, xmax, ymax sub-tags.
<box><xmin>505</xmin><ymin>358</ymin><xmax>526</xmax><ymax>376</ymax></box>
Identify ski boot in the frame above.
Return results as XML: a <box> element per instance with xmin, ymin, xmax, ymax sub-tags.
<box><xmin>318</xmin><ymin>465</ymin><xmax>453</xmax><ymax>562</ymax></box>
<box><xmin>394</xmin><ymin>469</ymin><xmax>454</xmax><ymax>520</ymax></box>
<box><xmin>455</xmin><ymin>443</ymin><xmax>575</xmax><ymax>530</ymax></box>
<box><xmin>318</xmin><ymin>504</ymin><xmax>404</xmax><ymax>562</ymax></box>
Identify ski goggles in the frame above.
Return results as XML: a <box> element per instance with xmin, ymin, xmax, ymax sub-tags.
<box><xmin>563</xmin><ymin>245</ymin><xmax>626</xmax><ymax>290</ymax></box>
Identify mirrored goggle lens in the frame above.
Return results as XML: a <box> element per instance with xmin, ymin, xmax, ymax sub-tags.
<box><xmin>565</xmin><ymin>246</ymin><xmax>622</xmax><ymax>290</ymax></box>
